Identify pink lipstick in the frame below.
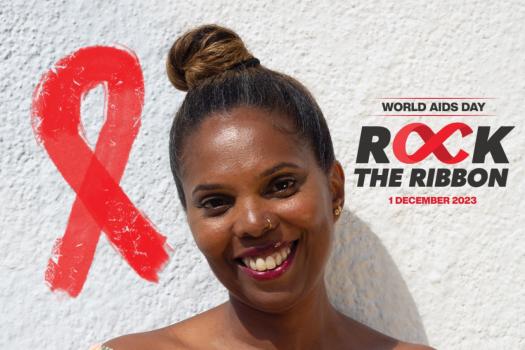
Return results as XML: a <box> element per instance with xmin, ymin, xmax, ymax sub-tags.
<box><xmin>237</xmin><ymin>240</ymin><xmax>298</xmax><ymax>281</ymax></box>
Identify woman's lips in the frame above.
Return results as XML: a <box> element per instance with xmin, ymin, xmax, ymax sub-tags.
<box><xmin>236</xmin><ymin>240</ymin><xmax>299</xmax><ymax>281</ymax></box>
<box><xmin>235</xmin><ymin>240</ymin><xmax>292</xmax><ymax>260</ymax></box>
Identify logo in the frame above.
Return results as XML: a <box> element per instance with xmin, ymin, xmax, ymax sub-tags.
<box><xmin>354</xmin><ymin>98</ymin><xmax>514</xmax><ymax>204</ymax></box>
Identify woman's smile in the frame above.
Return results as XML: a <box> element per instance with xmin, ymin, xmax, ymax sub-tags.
<box><xmin>235</xmin><ymin>239</ymin><xmax>299</xmax><ymax>281</ymax></box>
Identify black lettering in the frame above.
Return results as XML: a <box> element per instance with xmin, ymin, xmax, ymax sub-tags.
<box><xmin>488</xmin><ymin>168</ymin><xmax>508</xmax><ymax>187</ymax></box>
<box><xmin>451</xmin><ymin>169</ymin><xmax>467</xmax><ymax>187</ymax></box>
<box><xmin>354</xmin><ymin>168</ymin><xmax>371</xmax><ymax>187</ymax></box>
<box><xmin>370</xmin><ymin>168</ymin><xmax>389</xmax><ymax>187</ymax></box>
<box><xmin>435</xmin><ymin>169</ymin><xmax>451</xmax><ymax>187</ymax></box>
<box><xmin>356</xmin><ymin>127</ymin><xmax>390</xmax><ymax>163</ymax></box>
<box><xmin>473</xmin><ymin>126</ymin><xmax>514</xmax><ymax>163</ymax></box>
<box><xmin>468</xmin><ymin>168</ymin><xmax>488</xmax><ymax>187</ymax></box>
<box><xmin>389</xmin><ymin>168</ymin><xmax>403</xmax><ymax>187</ymax></box>
<box><xmin>409</xmin><ymin>168</ymin><xmax>426</xmax><ymax>187</ymax></box>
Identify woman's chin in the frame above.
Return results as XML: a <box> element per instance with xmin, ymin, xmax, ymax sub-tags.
<box><xmin>231</xmin><ymin>288</ymin><xmax>303</xmax><ymax>314</ymax></box>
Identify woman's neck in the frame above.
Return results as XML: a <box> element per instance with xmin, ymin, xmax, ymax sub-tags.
<box><xmin>223</xmin><ymin>280</ymin><xmax>341</xmax><ymax>349</ymax></box>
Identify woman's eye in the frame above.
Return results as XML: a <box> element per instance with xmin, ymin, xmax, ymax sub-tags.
<box><xmin>270</xmin><ymin>178</ymin><xmax>297</xmax><ymax>194</ymax></box>
<box><xmin>200</xmin><ymin>197</ymin><xmax>231</xmax><ymax>210</ymax></box>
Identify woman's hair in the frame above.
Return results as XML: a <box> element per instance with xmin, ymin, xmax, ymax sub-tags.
<box><xmin>166</xmin><ymin>24</ymin><xmax>335</xmax><ymax>210</ymax></box>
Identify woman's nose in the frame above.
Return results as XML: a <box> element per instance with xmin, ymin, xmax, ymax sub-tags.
<box><xmin>231</xmin><ymin>198</ymin><xmax>276</xmax><ymax>238</ymax></box>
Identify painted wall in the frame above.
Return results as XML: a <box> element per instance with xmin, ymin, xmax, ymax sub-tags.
<box><xmin>1</xmin><ymin>1</ymin><xmax>523</xmax><ymax>349</ymax></box>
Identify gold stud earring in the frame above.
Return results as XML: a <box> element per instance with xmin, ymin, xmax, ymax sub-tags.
<box><xmin>333</xmin><ymin>205</ymin><xmax>342</xmax><ymax>216</ymax></box>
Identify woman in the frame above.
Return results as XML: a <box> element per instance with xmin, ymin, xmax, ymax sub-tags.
<box><xmin>98</xmin><ymin>24</ymin><xmax>434</xmax><ymax>350</ymax></box>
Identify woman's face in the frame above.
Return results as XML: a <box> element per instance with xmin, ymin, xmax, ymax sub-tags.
<box><xmin>180</xmin><ymin>106</ymin><xmax>344</xmax><ymax>313</ymax></box>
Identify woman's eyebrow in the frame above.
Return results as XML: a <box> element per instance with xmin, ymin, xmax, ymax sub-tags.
<box><xmin>192</xmin><ymin>183</ymin><xmax>224</xmax><ymax>196</ymax></box>
<box><xmin>259</xmin><ymin>162</ymin><xmax>301</xmax><ymax>178</ymax></box>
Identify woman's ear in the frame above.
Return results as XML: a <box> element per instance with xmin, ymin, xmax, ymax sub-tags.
<box><xmin>328</xmin><ymin>160</ymin><xmax>345</xmax><ymax>214</ymax></box>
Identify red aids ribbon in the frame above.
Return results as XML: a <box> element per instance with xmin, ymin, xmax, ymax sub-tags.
<box><xmin>393</xmin><ymin>122</ymin><xmax>473</xmax><ymax>164</ymax></box>
<box><xmin>31</xmin><ymin>46</ymin><xmax>172</xmax><ymax>297</ymax></box>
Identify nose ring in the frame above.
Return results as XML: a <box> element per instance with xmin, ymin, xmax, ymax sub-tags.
<box><xmin>265</xmin><ymin>217</ymin><xmax>273</xmax><ymax>231</ymax></box>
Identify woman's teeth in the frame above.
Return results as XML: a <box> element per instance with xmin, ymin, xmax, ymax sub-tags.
<box><xmin>241</xmin><ymin>245</ymin><xmax>292</xmax><ymax>272</ymax></box>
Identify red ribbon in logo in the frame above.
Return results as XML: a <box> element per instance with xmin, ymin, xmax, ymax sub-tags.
<box><xmin>393</xmin><ymin>122</ymin><xmax>473</xmax><ymax>164</ymax></box>
<box><xmin>31</xmin><ymin>46</ymin><xmax>172</xmax><ymax>297</ymax></box>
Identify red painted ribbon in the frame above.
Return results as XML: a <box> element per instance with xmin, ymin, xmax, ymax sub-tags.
<box><xmin>393</xmin><ymin>122</ymin><xmax>473</xmax><ymax>164</ymax></box>
<box><xmin>31</xmin><ymin>46</ymin><xmax>172</xmax><ymax>297</ymax></box>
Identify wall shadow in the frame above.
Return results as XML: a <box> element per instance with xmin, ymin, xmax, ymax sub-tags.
<box><xmin>325</xmin><ymin>209</ymin><xmax>429</xmax><ymax>345</ymax></box>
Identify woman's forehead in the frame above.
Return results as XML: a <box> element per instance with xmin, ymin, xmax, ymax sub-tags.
<box><xmin>179</xmin><ymin>107</ymin><xmax>313</xmax><ymax>183</ymax></box>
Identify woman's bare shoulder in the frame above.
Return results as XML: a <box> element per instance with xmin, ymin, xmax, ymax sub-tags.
<box><xmin>100</xmin><ymin>304</ymin><xmax>226</xmax><ymax>350</ymax></box>
<box><xmin>162</xmin><ymin>303</ymin><xmax>227</xmax><ymax>346</ymax></box>
<box><xmin>335</xmin><ymin>311</ymin><xmax>436</xmax><ymax>350</ymax></box>
<box><xmin>100</xmin><ymin>326</ymin><xmax>185</xmax><ymax>350</ymax></box>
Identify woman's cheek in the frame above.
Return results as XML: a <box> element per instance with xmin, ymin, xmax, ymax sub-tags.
<box><xmin>189</xmin><ymin>219</ymin><xmax>230</xmax><ymax>257</ymax></box>
<box><xmin>278</xmin><ymin>188</ymin><xmax>331</xmax><ymax>229</ymax></box>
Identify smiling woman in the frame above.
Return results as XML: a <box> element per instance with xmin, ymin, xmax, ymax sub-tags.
<box><xmin>99</xmin><ymin>24</ymin><xmax>435</xmax><ymax>350</ymax></box>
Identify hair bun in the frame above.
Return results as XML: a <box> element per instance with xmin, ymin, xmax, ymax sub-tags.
<box><xmin>166</xmin><ymin>24</ymin><xmax>255</xmax><ymax>91</ymax></box>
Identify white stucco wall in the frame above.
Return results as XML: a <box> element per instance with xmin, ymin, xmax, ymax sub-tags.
<box><xmin>1</xmin><ymin>1</ymin><xmax>524</xmax><ymax>349</ymax></box>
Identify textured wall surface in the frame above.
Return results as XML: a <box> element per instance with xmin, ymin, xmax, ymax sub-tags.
<box><xmin>1</xmin><ymin>1</ymin><xmax>524</xmax><ymax>349</ymax></box>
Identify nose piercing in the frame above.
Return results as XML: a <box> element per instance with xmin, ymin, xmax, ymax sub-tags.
<box><xmin>265</xmin><ymin>217</ymin><xmax>273</xmax><ymax>230</ymax></box>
